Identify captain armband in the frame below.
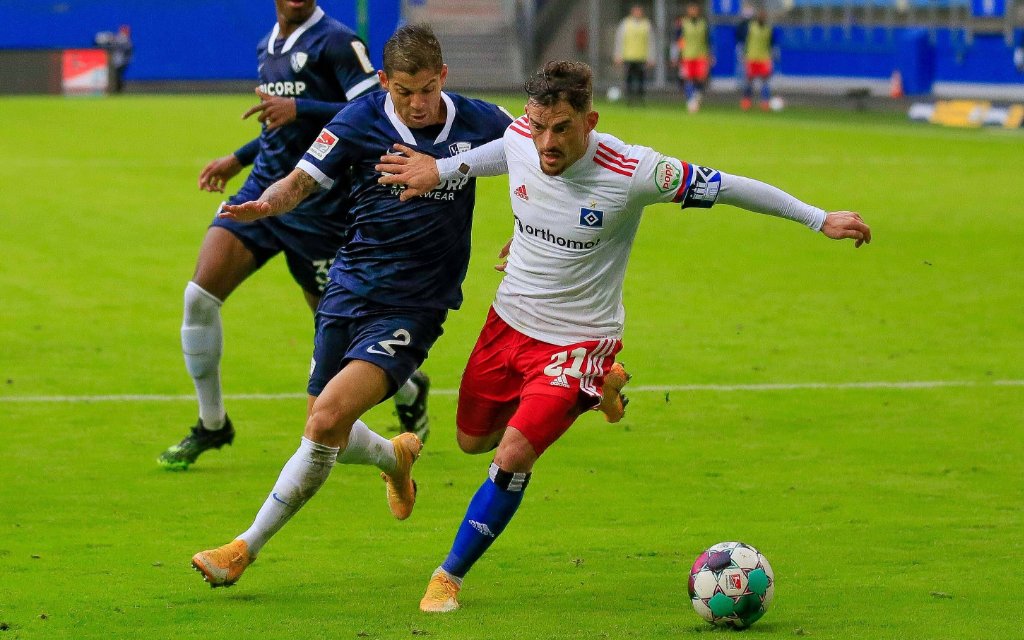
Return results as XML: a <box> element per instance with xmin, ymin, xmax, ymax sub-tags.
<box><xmin>680</xmin><ymin>165</ymin><xmax>722</xmax><ymax>209</ymax></box>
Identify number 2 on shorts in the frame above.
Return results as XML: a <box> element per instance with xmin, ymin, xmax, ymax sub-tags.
<box><xmin>367</xmin><ymin>329</ymin><xmax>411</xmax><ymax>357</ymax></box>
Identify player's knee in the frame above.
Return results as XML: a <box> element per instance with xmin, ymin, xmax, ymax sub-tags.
<box><xmin>456</xmin><ymin>429</ymin><xmax>499</xmax><ymax>454</ymax></box>
<box><xmin>183</xmin><ymin>281</ymin><xmax>222</xmax><ymax>325</ymax></box>
<box><xmin>304</xmin><ymin>406</ymin><xmax>352</xmax><ymax>444</ymax></box>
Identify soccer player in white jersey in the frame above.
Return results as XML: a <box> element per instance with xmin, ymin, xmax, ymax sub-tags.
<box><xmin>376</xmin><ymin>60</ymin><xmax>871</xmax><ymax>612</ymax></box>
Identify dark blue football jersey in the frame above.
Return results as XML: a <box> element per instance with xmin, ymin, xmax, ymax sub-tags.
<box><xmin>245</xmin><ymin>6</ymin><xmax>379</xmax><ymax>232</ymax></box>
<box><xmin>297</xmin><ymin>91</ymin><xmax>513</xmax><ymax>311</ymax></box>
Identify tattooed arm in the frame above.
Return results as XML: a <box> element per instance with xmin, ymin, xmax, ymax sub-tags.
<box><xmin>218</xmin><ymin>169</ymin><xmax>321</xmax><ymax>222</ymax></box>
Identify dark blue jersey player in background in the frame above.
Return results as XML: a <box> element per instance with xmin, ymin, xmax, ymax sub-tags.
<box><xmin>189</xmin><ymin>24</ymin><xmax>513</xmax><ymax>588</ymax></box>
<box><xmin>159</xmin><ymin>0</ymin><xmax>431</xmax><ymax>471</ymax></box>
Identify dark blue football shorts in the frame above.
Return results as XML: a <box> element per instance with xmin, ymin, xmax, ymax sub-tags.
<box><xmin>210</xmin><ymin>179</ymin><xmax>346</xmax><ymax>296</ymax></box>
<box><xmin>307</xmin><ymin>282</ymin><xmax>447</xmax><ymax>398</ymax></box>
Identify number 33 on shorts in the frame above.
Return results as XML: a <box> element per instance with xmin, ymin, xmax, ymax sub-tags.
<box><xmin>367</xmin><ymin>329</ymin><xmax>412</xmax><ymax>357</ymax></box>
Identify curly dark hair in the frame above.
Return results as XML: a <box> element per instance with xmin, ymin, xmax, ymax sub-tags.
<box><xmin>383</xmin><ymin>24</ymin><xmax>443</xmax><ymax>76</ymax></box>
<box><xmin>524</xmin><ymin>60</ymin><xmax>593</xmax><ymax>113</ymax></box>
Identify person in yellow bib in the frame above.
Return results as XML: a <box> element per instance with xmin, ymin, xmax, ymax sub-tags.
<box><xmin>614</xmin><ymin>4</ymin><xmax>656</xmax><ymax>105</ymax></box>
<box><xmin>736</xmin><ymin>6</ymin><xmax>779</xmax><ymax>111</ymax></box>
<box><xmin>679</xmin><ymin>2</ymin><xmax>713</xmax><ymax>113</ymax></box>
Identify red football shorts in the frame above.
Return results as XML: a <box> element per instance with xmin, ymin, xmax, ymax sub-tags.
<box><xmin>746</xmin><ymin>60</ymin><xmax>773</xmax><ymax>79</ymax></box>
<box><xmin>682</xmin><ymin>57</ymin><xmax>710</xmax><ymax>82</ymax></box>
<box><xmin>457</xmin><ymin>307</ymin><xmax>622</xmax><ymax>455</ymax></box>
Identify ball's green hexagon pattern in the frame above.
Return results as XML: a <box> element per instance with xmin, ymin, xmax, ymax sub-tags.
<box><xmin>740</xmin><ymin>605</ymin><xmax>766</xmax><ymax>627</ymax></box>
<box><xmin>708</xmin><ymin>593</ymin><xmax>736</xmax><ymax>618</ymax></box>
<box><xmin>747</xmin><ymin>568</ymin><xmax>770</xmax><ymax>596</ymax></box>
<box><xmin>734</xmin><ymin>593</ymin><xmax>763</xmax><ymax>619</ymax></box>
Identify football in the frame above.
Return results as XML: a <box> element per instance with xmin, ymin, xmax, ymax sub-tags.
<box><xmin>688</xmin><ymin>541</ymin><xmax>775</xmax><ymax>628</ymax></box>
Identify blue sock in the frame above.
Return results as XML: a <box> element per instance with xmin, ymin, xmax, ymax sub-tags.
<box><xmin>441</xmin><ymin>462</ymin><xmax>530</xmax><ymax>579</ymax></box>
<box><xmin>685</xmin><ymin>82</ymin><xmax>695</xmax><ymax>101</ymax></box>
<box><xmin>761</xmin><ymin>81</ymin><xmax>771</xmax><ymax>102</ymax></box>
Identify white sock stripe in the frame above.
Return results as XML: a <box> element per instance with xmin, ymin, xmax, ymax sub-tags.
<box><xmin>488</xmin><ymin>462</ymin><xmax>530</xmax><ymax>491</ymax></box>
<box><xmin>3</xmin><ymin>379</ymin><xmax>1019</xmax><ymax>403</ymax></box>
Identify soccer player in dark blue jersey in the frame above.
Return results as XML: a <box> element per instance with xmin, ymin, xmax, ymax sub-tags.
<box><xmin>189</xmin><ymin>24</ymin><xmax>513</xmax><ymax>588</ymax></box>
<box><xmin>159</xmin><ymin>0</ymin><xmax>431</xmax><ymax>471</ymax></box>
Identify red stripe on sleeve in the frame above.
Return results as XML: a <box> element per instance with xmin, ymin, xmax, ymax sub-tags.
<box><xmin>597</xmin><ymin>143</ymin><xmax>639</xmax><ymax>166</ymax></box>
<box><xmin>509</xmin><ymin>124</ymin><xmax>531</xmax><ymax>138</ymax></box>
<box><xmin>594</xmin><ymin>147</ymin><xmax>639</xmax><ymax>170</ymax></box>
<box><xmin>593</xmin><ymin>156</ymin><xmax>634</xmax><ymax>177</ymax></box>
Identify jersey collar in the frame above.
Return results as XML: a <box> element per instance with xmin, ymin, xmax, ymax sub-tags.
<box><xmin>384</xmin><ymin>91</ymin><xmax>457</xmax><ymax>146</ymax></box>
<box><xmin>268</xmin><ymin>6</ymin><xmax>325</xmax><ymax>55</ymax></box>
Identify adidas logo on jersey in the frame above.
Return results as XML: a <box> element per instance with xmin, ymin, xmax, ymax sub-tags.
<box><xmin>549</xmin><ymin>374</ymin><xmax>570</xmax><ymax>388</ymax></box>
<box><xmin>514</xmin><ymin>184</ymin><xmax>529</xmax><ymax>201</ymax></box>
<box><xmin>469</xmin><ymin>520</ymin><xmax>496</xmax><ymax>537</ymax></box>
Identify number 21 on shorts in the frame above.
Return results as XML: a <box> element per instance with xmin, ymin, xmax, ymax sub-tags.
<box><xmin>543</xmin><ymin>347</ymin><xmax>588</xmax><ymax>378</ymax></box>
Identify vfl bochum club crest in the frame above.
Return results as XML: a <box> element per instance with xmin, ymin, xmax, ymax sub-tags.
<box><xmin>578</xmin><ymin>207</ymin><xmax>603</xmax><ymax>229</ymax></box>
<box><xmin>290</xmin><ymin>52</ymin><xmax>308</xmax><ymax>73</ymax></box>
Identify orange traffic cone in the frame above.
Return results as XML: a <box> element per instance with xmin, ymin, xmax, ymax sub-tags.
<box><xmin>889</xmin><ymin>70</ymin><xmax>904</xmax><ymax>99</ymax></box>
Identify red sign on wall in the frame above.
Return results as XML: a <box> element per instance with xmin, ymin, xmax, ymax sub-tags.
<box><xmin>62</xmin><ymin>49</ymin><xmax>109</xmax><ymax>95</ymax></box>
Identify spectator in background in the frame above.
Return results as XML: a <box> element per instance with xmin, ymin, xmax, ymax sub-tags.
<box><xmin>110</xmin><ymin>25</ymin><xmax>133</xmax><ymax>93</ymax></box>
<box><xmin>679</xmin><ymin>2</ymin><xmax>713</xmax><ymax>113</ymax></box>
<box><xmin>736</xmin><ymin>6</ymin><xmax>778</xmax><ymax>111</ymax></box>
<box><xmin>670</xmin><ymin>15</ymin><xmax>685</xmax><ymax>92</ymax></box>
<box><xmin>95</xmin><ymin>25</ymin><xmax>133</xmax><ymax>93</ymax></box>
<box><xmin>1014</xmin><ymin>29</ymin><xmax>1023</xmax><ymax>73</ymax></box>
<box><xmin>614</xmin><ymin>4</ymin><xmax>655</xmax><ymax>105</ymax></box>
<box><xmin>734</xmin><ymin>0</ymin><xmax>755</xmax><ymax>84</ymax></box>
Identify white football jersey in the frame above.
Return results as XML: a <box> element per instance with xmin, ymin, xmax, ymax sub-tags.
<box><xmin>493</xmin><ymin>116</ymin><xmax>721</xmax><ymax>346</ymax></box>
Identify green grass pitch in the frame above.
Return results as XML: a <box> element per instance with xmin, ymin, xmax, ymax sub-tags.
<box><xmin>1</xmin><ymin>93</ymin><xmax>1022</xmax><ymax>639</ymax></box>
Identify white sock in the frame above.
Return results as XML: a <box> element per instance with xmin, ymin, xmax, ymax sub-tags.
<box><xmin>238</xmin><ymin>437</ymin><xmax>339</xmax><ymax>556</ymax></box>
<box><xmin>336</xmin><ymin>420</ymin><xmax>397</xmax><ymax>473</ymax></box>
<box><xmin>393</xmin><ymin>375</ymin><xmax>419</xmax><ymax>406</ymax></box>
<box><xmin>181</xmin><ymin>281</ymin><xmax>226</xmax><ymax>430</ymax></box>
<box><xmin>434</xmin><ymin>566</ymin><xmax>463</xmax><ymax>587</ymax></box>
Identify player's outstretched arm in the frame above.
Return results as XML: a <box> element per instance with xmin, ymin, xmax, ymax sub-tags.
<box><xmin>377</xmin><ymin>139</ymin><xmax>509</xmax><ymax>202</ymax></box>
<box><xmin>820</xmin><ymin>211</ymin><xmax>871</xmax><ymax>248</ymax></box>
<box><xmin>198</xmin><ymin>154</ymin><xmax>244</xmax><ymax>193</ymax></box>
<box><xmin>713</xmin><ymin>172</ymin><xmax>871</xmax><ymax>247</ymax></box>
<box><xmin>376</xmin><ymin>143</ymin><xmax>441</xmax><ymax>202</ymax></box>
<box><xmin>219</xmin><ymin>168</ymin><xmax>320</xmax><ymax>222</ymax></box>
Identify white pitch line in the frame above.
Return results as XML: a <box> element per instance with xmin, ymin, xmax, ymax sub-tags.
<box><xmin>0</xmin><ymin>380</ymin><xmax>1020</xmax><ymax>403</ymax></box>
